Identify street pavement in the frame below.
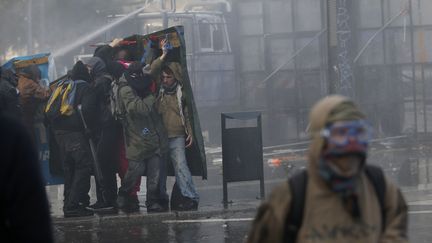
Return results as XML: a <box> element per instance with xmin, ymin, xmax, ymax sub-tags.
<box><xmin>53</xmin><ymin>209</ymin><xmax>432</xmax><ymax>243</ymax></box>
<box><xmin>49</xmin><ymin>138</ymin><xmax>432</xmax><ymax>242</ymax></box>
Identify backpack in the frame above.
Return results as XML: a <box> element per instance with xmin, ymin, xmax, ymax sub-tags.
<box><xmin>109</xmin><ymin>78</ymin><xmax>127</xmax><ymax>121</ymax></box>
<box><xmin>284</xmin><ymin>165</ymin><xmax>386</xmax><ymax>242</ymax></box>
<box><xmin>44</xmin><ymin>79</ymin><xmax>86</xmax><ymax>122</ymax></box>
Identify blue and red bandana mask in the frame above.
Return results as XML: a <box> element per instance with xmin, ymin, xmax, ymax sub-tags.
<box><xmin>320</xmin><ymin>120</ymin><xmax>372</xmax><ymax>159</ymax></box>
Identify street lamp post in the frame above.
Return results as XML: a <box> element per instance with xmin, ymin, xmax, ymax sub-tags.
<box><xmin>327</xmin><ymin>0</ymin><xmax>356</xmax><ymax>98</ymax></box>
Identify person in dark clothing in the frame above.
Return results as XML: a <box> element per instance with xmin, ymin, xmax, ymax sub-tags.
<box><xmin>85</xmin><ymin>56</ymin><xmax>120</xmax><ymax>213</ymax></box>
<box><xmin>94</xmin><ymin>39</ymin><xmax>146</xmax><ymax>205</ymax></box>
<box><xmin>93</xmin><ymin>39</ymin><xmax>129</xmax><ymax>62</ymax></box>
<box><xmin>94</xmin><ymin>38</ymin><xmax>134</xmax><ymax>70</ymax></box>
<box><xmin>0</xmin><ymin>114</ymin><xmax>53</xmax><ymax>242</ymax></box>
<box><xmin>51</xmin><ymin>61</ymin><xmax>97</xmax><ymax>217</ymax></box>
<box><xmin>0</xmin><ymin>68</ymin><xmax>21</xmax><ymax>120</ymax></box>
<box><xmin>93</xmin><ymin>39</ymin><xmax>119</xmax><ymax>65</ymax></box>
<box><xmin>107</xmin><ymin>61</ymin><xmax>126</xmax><ymax>81</ymax></box>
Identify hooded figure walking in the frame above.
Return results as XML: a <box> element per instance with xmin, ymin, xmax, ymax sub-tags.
<box><xmin>247</xmin><ymin>95</ymin><xmax>408</xmax><ymax>243</ymax></box>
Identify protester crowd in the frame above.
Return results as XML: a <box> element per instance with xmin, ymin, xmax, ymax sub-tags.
<box><xmin>0</xmin><ymin>38</ymin><xmax>200</xmax><ymax>218</ymax></box>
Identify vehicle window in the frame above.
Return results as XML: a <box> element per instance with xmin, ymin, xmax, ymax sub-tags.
<box><xmin>198</xmin><ymin>20</ymin><xmax>212</xmax><ymax>50</ymax></box>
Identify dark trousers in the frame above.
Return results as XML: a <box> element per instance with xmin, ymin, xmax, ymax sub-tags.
<box><xmin>54</xmin><ymin>130</ymin><xmax>92</xmax><ymax>211</ymax></box>
<box><xmin>158</xmin><ymin>153</ymin><xmax>169</xmax><ymax>207</ymax></box>
<box><xmin>94</xmin><ymin>124</ymin><xmax>120</xmax><ymax>205</ymax></box>
<box><xmin>118</xmin><ymin>155</ymin><xmax>163</xmax><ymax>206</ymax></box>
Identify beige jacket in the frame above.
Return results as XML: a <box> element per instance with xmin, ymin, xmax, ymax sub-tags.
<box><xmin>247</xmin><ymin>95</ymin><xmax>408</xmax><ymax>243</ymax></box>
<box><xmin>154</xmin><ymin>61</ymin><xmax>192</xmax><ymax>137</ymax></box>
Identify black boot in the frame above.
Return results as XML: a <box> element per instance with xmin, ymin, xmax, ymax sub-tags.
<box><xmin>64</xmin><ymin>206</ymin><xmax>94</xmax><ymax>218</ymax></box>
<box><xmin>147</xmin><ymin>203</ymin><xmax>165</xmax><ymax>213</ymax></box>
<box><xmin>159</xmin><ymin>199</ymin><xmax>169</xmax><ymax>212</ymax></box>
<box><xmin>126</xmin><ymin>197</ymin><xmax>140</xmax><ymax>213</ymax></box>
<box><xmin>87</xmin><ymin>201</ymin><xmax>118</xmax><ymax>214</ymax></box>
<box><xmin>174</xmin><ymin>198</ymin><xmax>198</xmax><ymax>211</ymax></box>
<box><xmin>117</xmin><ymin>192</ymin><xmax>140</xmax><ymax>213</ymax></box>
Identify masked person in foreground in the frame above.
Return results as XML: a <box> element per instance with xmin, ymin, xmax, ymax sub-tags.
<box><xmin>247</xmin><ymin>95</ymin><xmax>408</xmax><ymax>243</ymax></box>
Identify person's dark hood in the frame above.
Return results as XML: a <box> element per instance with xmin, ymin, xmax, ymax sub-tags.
<box><xmin>124</xmin><ymin>62</ymin><xmax>153</xmax><ymax>92</ymax></box>
<box><xmin>1</xmin><ymin>68</ymin><xmax>18</xmax><ymax>87</ymax></box>
<box><xmin>19</xmin><ymin>64</ymin><xmax>41</xmax><ymax>81</ymax></box>
<box><xmin>107</xmin><ymin>61</ymin><xmax>126</xmax><ymax>80</ymax></box>
<box><xmin>86</xmin><ymin>56</ymin><xmax>107</xmax><ymax>78</ymax></box>
<box><xmin>71</xmin><ymin>61</ymin><xmax>91</xmax><ymax>82</ymax></box>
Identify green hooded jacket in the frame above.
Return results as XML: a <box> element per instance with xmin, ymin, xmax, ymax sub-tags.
<box><xmin>118</xmin><ymin>75</ymin><xmax>168</xmax><ymax>161</ymax></box>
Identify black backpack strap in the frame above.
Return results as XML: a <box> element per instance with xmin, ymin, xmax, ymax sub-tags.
<box><xmin>364</xmin><ymin>164</ymin><xmax>387</xmax><ymax>232</ymax></box>
<box><xmin>103</xmin><ymin>74</ymin><xmax>114</xmax><ymax>81</ymax></box>
<box><xmin>284</xmin><ymin>170</ymin><xmax>308</xmax><ymax>243</ymax></box>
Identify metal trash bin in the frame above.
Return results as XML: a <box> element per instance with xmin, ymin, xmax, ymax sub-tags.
<box><xmin>221</xmin><ymin>112</ymin><xmax>264</xmax><ymax>207</ymax></box>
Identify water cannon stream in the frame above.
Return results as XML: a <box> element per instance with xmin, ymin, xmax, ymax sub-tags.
<box><xmin>52</xmin><ymin>1</ymin><xmax>151</xmax><ymax>58</ymax></box>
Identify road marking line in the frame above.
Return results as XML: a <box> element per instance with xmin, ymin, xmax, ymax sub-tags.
<box><xmin>163</xmin><ymin>218</ymin><xmax>254</xmax><ymax>224</ymax></box>
<box><xmin>408</xmin><ymin>210</ymin><xmax>432</xmax><ymax>215</ymax></box>
<box><xmin>196</xmin><ymin>178</ymin><xmax>286</xmax><ymax>191</ymax></box>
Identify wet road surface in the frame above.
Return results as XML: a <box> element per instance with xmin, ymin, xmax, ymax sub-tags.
<box><xmin>54</xmin><ymin>213</ymin><xmax>252</xmax><ymax>243</ymax></box>
<box><xmin>49</xmin><ymin>137</ymin><xmax>432</xmax><ymax>242</ymax></box>
<box><xmin>53</xmin><ymin>210</ymin><xmax>432</xmax><ymax>242</ymax></box>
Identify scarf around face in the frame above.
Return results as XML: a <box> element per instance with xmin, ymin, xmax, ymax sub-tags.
<box><xmin>163</xmin><ymin>80</ymin><xmax>178</xmax><ymax>95</ymax></box>
<box><xmin>318</xmin><ymin>158</ymin><xmax>362</xmax><ymax>219</ymax></box>
<box><xmin>317</xmin><ymin>100</ymin><xmax>367</xmax><ymax>219</ymax></box>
